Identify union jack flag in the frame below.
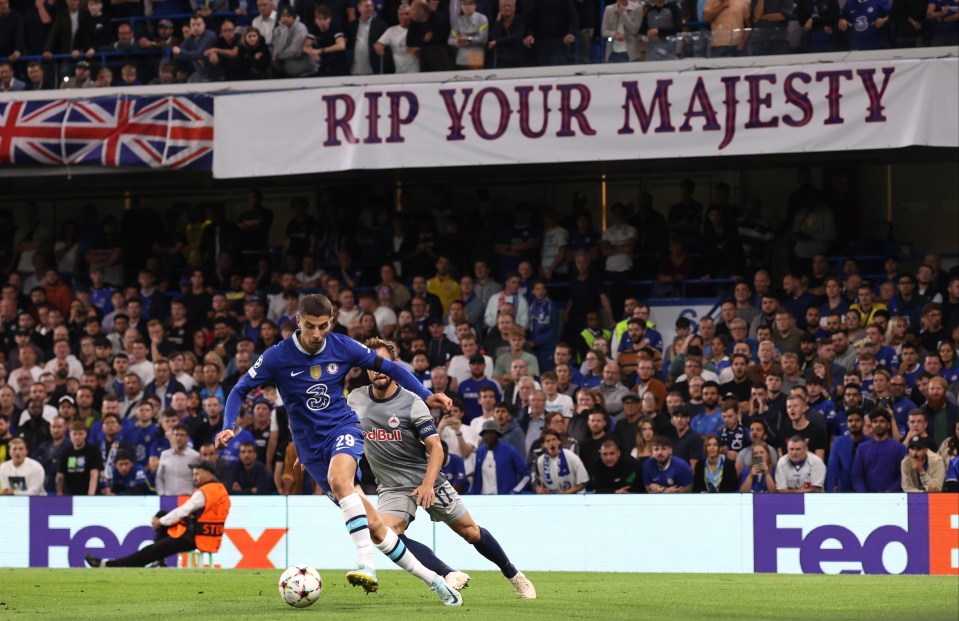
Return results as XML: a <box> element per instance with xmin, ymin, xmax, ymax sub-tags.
<box><xmin>0</xmin><ymin>95</ymin><xmax>214</xmax><ymax>170</ymax></box>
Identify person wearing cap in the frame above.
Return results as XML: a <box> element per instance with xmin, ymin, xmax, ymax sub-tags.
<box><xmin>86</xmin><ymin>460</ymin><xmax>231</xmax><ymax>567</ymax></box>
<box><xmin>900</xmin><ymin>435</ymin><xmax>946</xmax><ymax>493</ymax></box>
<box><xmin>60</xmin><ymin>60</ymin><xmax>95</xmax><ymax>90</ymax></box>
<box><xmin>852</xmin><ymin>409</ymin><xmax>908</xmax><ymax>492</ymax></box>
<box><xmin>139</xmin><ymin>19</ymin><xmax>181</xmax><ymax>51</ymax></box>
<box><xmin>468</xmin><ymin>418</ymin><xmax>530</xmax><ymax>495</ymax></box>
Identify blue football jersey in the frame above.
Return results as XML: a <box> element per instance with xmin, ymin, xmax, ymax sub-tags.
<box><xmin>224</xmin><ymin>331</ymin><xmax>433</xmax><ymax>465</ymax></box>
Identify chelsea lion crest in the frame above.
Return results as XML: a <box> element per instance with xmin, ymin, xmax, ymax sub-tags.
<box><xmin>309</xmin><ymin>365</ymin><xmax>323</xmax><ymax>380</ymax></box>
<box><xmin>326</xmin><ymin>362</ymin><xmax>339</xmax><ymax>375</ymax></box>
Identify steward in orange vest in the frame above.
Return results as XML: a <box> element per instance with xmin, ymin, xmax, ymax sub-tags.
<box><xmin>84</xmin><ymin>461</ymin><xmax>231</xmax><ymax>568</ymax></box>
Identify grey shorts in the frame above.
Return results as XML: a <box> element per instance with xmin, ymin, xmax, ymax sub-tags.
<box><xmin>377</xmin><ymin>481</ymin><xmax>467</xmax><ymax>525</ymax></box>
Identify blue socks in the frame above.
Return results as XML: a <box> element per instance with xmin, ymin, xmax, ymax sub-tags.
<box><xmin>397</xmin><ymin>534</ymin><xmax>454</xmax><ymax>577</ymax></box>
<box><xmin>473</xmin><ymin>527</ymin><xmax>517</xmax><ymax>579</ymax></box>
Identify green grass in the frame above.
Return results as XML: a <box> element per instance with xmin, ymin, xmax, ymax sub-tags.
<box><xmin>1</xmin><ymin>569</ymin><xmax>957</xmax><ymax>620</ymax></box>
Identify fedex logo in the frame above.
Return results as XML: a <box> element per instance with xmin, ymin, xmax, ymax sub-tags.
<box><xmin>753</xmin><ymin>495</ymin><xmax>958</xmax><ymax>575</ymax></box>
<box><xmin>28</xmin><ymin>497</ymin><xmax>288</xmax><ymax>568</ymax></box>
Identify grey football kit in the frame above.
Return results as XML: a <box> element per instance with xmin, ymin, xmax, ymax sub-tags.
<box><xmin>349</xmin><ymin>386</ymin><xmax>466</xmax><ymax>524</ymax></box>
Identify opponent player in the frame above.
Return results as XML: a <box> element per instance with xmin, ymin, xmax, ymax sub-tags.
<box><xmin>215</xmin><ymin>294</ymin><xmax>461</xmax><ymax>606</ymax></box>
<box><xmin>350</xmin><ymin>338</ymin><xmax>537</xmax><ymax>599</ymax></box>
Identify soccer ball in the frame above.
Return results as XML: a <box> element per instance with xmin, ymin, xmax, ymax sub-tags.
<box><xmin>278</xmin><ymin>565</ymin><xmax>323</xmax><ymax>608</ymax></box>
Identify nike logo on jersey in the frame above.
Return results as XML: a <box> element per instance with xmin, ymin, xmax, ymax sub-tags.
<box><xmin>291</xmin><ymin>371</ymin><xmax>305</xmax><ymax>377</ymax></box>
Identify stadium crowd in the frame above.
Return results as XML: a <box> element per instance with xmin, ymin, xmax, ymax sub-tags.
<box><xmin>0</xmin><ymin>174</ymin><xmax>957</xmax><ymax>499</ymax></box>
<box><xmin>1</xmin><ymin>0</ymin><xmax>957</xmax><ymax>89</ymax></box>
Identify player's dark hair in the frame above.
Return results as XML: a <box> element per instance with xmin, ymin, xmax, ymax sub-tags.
<box><xmin>298</xmin><ymin>294</ymin><xmax>333</xmax><ymax>318</ymax></box>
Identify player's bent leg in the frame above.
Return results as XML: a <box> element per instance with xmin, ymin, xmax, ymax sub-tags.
<box><xmin>450</xmin><ymin>512</ymin><xmax>536</xmax><ymax>599</ymax></box>
<box><xmin>378</xmin><ymin>491</ymin><xmax>463</xmax><ymax>588</ymax></box>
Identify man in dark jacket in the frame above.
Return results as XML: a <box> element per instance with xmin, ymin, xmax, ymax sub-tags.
<box><xmin>348</xmin><ymin>0</ymin><xmax>392</xmax><ymax>74</ymax></box>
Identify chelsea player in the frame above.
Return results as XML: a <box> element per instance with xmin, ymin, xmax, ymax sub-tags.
<box><xmin>215</xmin><ymin>294</ymin><xmax>461</xmax><ymax>606</ymax></box>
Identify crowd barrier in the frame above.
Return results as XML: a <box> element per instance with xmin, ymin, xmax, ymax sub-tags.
<box><xmin>2</xmin><ymin>494</ymin><xmax>955</xmax><ymax>574</ymax></box>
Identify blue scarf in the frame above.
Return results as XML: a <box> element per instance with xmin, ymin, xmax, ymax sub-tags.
<box><xmin>542</xmin><ymin>449</ymin><xmax>570</xmax><ymax>489</ymax></box>
<box><xmin>704</xmin><ymin>456</ymin><xmax>726</xmax><ymax>492</ymax></box>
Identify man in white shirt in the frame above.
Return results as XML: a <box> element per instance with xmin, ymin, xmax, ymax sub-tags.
<box><xmin>774</xmin><ymin>436</ymin><xmax>826</xmax><ymax>492</ymax></box>
<box><xmin>156</xmin><ymin>425</ymin><xmax>200</xmax><ymax>496</ymax></box>
<box><xmin>0</xmin><ymin>438</ymin><xmax>47</xmax><ymax>495</ymax></box>
<box><xmin>252</xmin><ymin>0</ymin><xmax>277</xmax><ymax>44</ymax></box>
<box><xmin>375</xmin><ymin>4</ymin><xmax>419</xmax><ymax>73</ymax></box>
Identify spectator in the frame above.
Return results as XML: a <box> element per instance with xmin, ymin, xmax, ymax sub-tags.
<box><xmin>306</xmin><ymin>5</ymin><xmax>348</xmax><ymax>77</ymax></box>
<box><xmin>596</xmin><ymin>361</ymin><xmax>630</xmax><ymax>418</ymax></box>
<box><xmin>775</xmin><ymin>435</ymin><xmax>826</xmax><ymax>493</ymax></box>
<box><xmin>591</xmin><ymin>439</ymin><xmax>643</xmax><ymax>493</ymax></box>
<box><xmin>852</xmin><ymin>410</ymin><xmax>907</xmax><ymax>492</ymax></box>
<box><xmin>449</xmin><ymin>0</ymin><xmax>488</xmax><ymax>69</ymax></box>
<box><xmin>204</xmin><ymin>20</ymin><xmax>242</xmax><ymax>81</ymax></box>
<box><xmin>487</xmin><ymin>0</ymin><xmax>527</xmax><ymax>68</ymax></box>
<box><xmin>105</xmin><ymin>450</ymin><xmax>153</xmax><ymax>495</ymax></box>
<box><xmin>231</xmin><ymin>441</ymin><xmax>274</xmax><ymax>494</ymax></box>
<box><xmin>693</xmin><ymin>436</ymin><xmax>739</xmax><ymax>492</ymax></box>
<box><xmin>578</xmin><ymin>410</ymin><xmax>613</xmax><ymax>474</ymax></box>
<box><xmin>922</xmin><ymin>377</ymin><xmax>958</xmax><ymax>446</ymax></box>
<box><xmin>690</xmin><ymin>381</ymin><xmax>724</xmax><ymax>438</ymax></box>
<box><xmin>43</xmin><ymin>0</ymin><xmax>86</xmax><ymax>57</ymax></box>
<box><xmin>349</xmin><ymin>0</ymin><xmax>388</xmax><ymax>75</ymax></box>
<box><xmin>839</xmin><ymin>0</ymin><xmax>891</xmax><ymax>50</ymax></box>
<box><xmin>156</xmin><ymin>424</ymin><xmax>200</xmax><ymax>496</ymax></box>
<box><xmin>739</xmin><ymin>441</ymin><xmax>777</xmax><ymax>493</ymax></box>
<box><xmin>56</xmin><ymin>421</ymin><xmax>102</xmax><ymax>496</ymax></box>
<box><xmin>781</xmin><ymin>394</ymin><xmax>828</xmax><ymax>460</ymax></box>
<box><xmin>533</xmin><ymin>429</ymin><xmax>589</xmax><ymax>494</ymax></box>
<box><xmin>60</xmin><ymin>60</ymin><xmax>95</xmax><ymax>89</ymax></box>
<box><xmin>376</xmin><ymin>3</ymin><xmax>419</xmax><ymax>71</ymax></box>
<box><xmin>717</xmin><ymin>400</ymin><xmax>748</xmax><ymax>458</ymax></box>
<box><xmin>903</xmin><ymin>408</ymin><xmax>937</xmax><ymax>451</ymax></box>
<box><xmin>407</xmin><ymin>0</ymin><xmax>451</xmax><ymax>71</ymax></box>
<box><xmin>253</xmin><ymin>0</ymin><xmax>278</xmax><ymax>44</ymax></box>
<box><xmin>0</xmin><ymin>61</ymin><xmax>23</xmax><ymax>91</ymax></box>
<box><xmin>523</xmin><ymin>0</ymin><xmax>578</xmax><ymax>66</ymax></box>
<box><xmin>825</xmin><ymin>409</ymin><xmax>866</xmax><ymax>492</ymax></box>
<box><xmin>139</xmin><ymin>20</ymin><xmax>181</xmax><ymax>60</ymax></box>
<box><xmin>901</xmin><ymin>435</ymin><xmax>945</xmax><ymax>492</ymax></box>
<box><xmin>0</xmin><ymin>438</ymin><xmax>46</xmax><ymax>495</ymax></box>
<box><xmin>272</xmin><ymin>5</ymin><xmax>315</xmax><ymax>77</ymax></box>
<box><xmin>704</xmin><ymin>0</ymin><xmax>751</xmax><ymax>56</ymax></box>
<box><xmin>25</xmin><ymin>62</ymin><xmax>49</xmax><ymax>91</ymax></box>
<box><xmin>33</xmin><ymin>415</ymin><xmax>68</xmax><ymax>494</ymax></box>
<box><xmin>749</xmin><ymin>0</ymin><xmax>794</xmax><ymax>56</ymax></box>
<box><xmin>174</xmin><ymin>16</ymin><xmax>218</xmax><ymax>82</ymax></box>
<box><xmin>0</xmin><ymin>0</ymin><xmax>24</xmax><ymax>64</ymax></box>
<box><xmin>602</xmin><ymin>0</ymin><xmax>642</xmax><ymax>62</ymax></box>
<box><xmin>469</xmin><ymin>419</ymin><xmax>531</xmax><ymax>494</ymax></box>
<box><xmin>643</xmin><ymin>435</ymin><xmax>694</xmax><ymax>493</ymax></box>
<box><xmin>669</xmin><ymin>407</ymin><xmax>703</xmax><ymax>471</ymax></box>
<box><xmin>493</xmin><ymin>402</ymin><xmax>526</xmax><ymax>459</ymax></box>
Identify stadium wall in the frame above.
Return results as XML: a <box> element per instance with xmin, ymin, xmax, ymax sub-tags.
<box><xmin>2</xmin><ymin>494</ymin><xmax>956</xmax><ymax>574</ymax></box>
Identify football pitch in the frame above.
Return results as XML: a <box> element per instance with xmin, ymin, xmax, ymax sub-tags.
<box><xmin>2</xmin><ymin>569</ymin><xmax>957</xmax><ymax>620</ymax></box>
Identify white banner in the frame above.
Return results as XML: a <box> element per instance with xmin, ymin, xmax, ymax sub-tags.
<box><xmin>212</xmin><ymin>56</ymin><xmax>958</xmax><ymax>179</ymax></box>
<box><xmin>4</xmin><ymin>494</ymin><xmax>956</xmax><ymax>573</ymax></box>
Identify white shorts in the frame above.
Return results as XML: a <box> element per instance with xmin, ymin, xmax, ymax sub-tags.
<box><xmin>377</xmin><ymin>481</ymin><xmax>467</xmax><ymax>525</ymax></box>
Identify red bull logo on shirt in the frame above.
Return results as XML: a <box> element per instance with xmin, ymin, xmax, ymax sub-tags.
<box><xmin>365</xmin><ymin>428</ymin><xmax>403</xmax><ymax>442</ymax></box>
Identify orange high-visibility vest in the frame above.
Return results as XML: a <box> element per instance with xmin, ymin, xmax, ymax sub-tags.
<box><xmin>167</xmin><ymin>481</ymin><xmax>231</xmax><ymax>553</ymax></box>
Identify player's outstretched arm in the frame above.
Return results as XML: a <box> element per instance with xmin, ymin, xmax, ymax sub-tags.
<box><xmin>216</xmin><ymin>353</ymin><xmax>272</xmax><ymax>448</ymax></box>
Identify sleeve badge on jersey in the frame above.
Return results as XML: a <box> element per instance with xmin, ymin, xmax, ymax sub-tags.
<box><xmin>388</xmin><ymin>415</ymin><xmax>400</xmax><ymax>428</ymax></box>
<box><xmin>326</xmin><ymin>363</ymin><xmax>339</xmax><ymax>375</ymax></box>
<box><xmin>310</xmin><ymin>365</ymin><xmax>323</xmax><ymax>380</ymax></box>
<box><xmin>254</xmin><ymin>355</ymin><xmax>264</xmax><ymax>369</ymax></box>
